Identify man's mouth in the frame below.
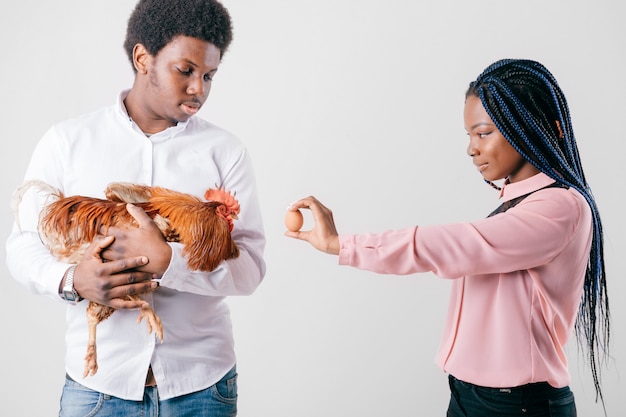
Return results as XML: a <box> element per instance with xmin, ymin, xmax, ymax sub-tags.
<box><xmin>181</xmin><ymin>102</ymin><xmax>201</xmax><ymax>115</ymax></box>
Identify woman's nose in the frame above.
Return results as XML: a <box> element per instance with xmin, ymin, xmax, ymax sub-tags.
<box><xmin>467</xmin><ymin>138</ymin><xmax>478</xmax><ymax>157</ymax></box>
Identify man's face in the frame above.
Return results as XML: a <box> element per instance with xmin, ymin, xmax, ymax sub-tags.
<box><xmin>140</xmin><ymin>35</ymin><xmax>221</xmax><ymax>130</ymax></box>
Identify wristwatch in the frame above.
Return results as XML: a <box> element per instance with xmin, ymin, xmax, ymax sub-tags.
<box><xmin>61</xmin><ymin>265</ymin><xmax>82</xmax><ymax>304</ymax></box>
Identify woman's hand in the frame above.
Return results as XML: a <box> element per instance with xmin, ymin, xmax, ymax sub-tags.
<box><xmin>284</xmin><ymin>196</ymin><xmax>340</xmax><ymax>255</ymax></box>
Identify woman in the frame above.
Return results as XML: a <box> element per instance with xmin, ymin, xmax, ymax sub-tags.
<box><xmin>285</xmin><ymin>59</ymin><xmax>609</xmax><ymax>416</ymax></box>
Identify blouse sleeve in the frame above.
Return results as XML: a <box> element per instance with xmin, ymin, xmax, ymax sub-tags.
<box><xmin>338</xmin><ymin>188</ymin><xmax>587</xmax><ymax>279</ymax></box>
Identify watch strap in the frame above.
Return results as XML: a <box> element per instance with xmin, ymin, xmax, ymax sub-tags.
<box><xmin>61</xmin><ymin>265</ymin><xmax>82</xmax><ymax>303</ymax></box>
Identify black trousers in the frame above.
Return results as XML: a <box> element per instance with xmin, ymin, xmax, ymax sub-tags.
<box><xmin>446</xmin><ymin>375</ymin><xmax>577</xmax><ymax>417</ymax></box>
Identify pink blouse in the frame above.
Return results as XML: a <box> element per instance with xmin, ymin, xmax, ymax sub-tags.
<box><xmin>338</xmin><ymin>173</ymin><xmax>592</xmax><ymax>388</ymax></box>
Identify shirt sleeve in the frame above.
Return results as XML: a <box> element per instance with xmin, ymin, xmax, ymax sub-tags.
<box><xmin>338</xmin><ymin>188</ymin><xmax>585</xmax><ymax>279</ymax></box>
<box><xmin>6</xmin><ymin>127</ymin><xmax>72</xmax><ymax>302</ymax></box>
<box><xmin>158</xmin><ymin>146</ymin><xmax>266</xmax><ymax>296</ymax></box>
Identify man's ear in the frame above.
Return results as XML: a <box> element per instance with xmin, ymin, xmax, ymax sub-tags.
<box><xmin>133</xmin><ymin>44</ymin><xmax>150</xmax><ymax>74</ymax></box>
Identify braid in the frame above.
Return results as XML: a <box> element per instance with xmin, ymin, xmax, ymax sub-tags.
<box><xmin>468</xmin><ymin>59</ymin><xmax>610</xmax><ymax>405</ymax></box>
<box><xmin>477</xmin><ymin>81</ymin><xmax>581</xmax><ymax>183</ymax></box>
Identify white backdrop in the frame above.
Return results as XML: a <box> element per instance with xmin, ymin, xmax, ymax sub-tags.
<box><xmin>1</xmin><ymin>1</ymin><xmax>624</xmax><ymax>416</ymax></box>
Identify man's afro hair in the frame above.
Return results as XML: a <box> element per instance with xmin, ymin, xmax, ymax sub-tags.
<box><xmin>124</xmin><ymin>0</ymin><xmax>233</xmax><ymax>70</ymax></box>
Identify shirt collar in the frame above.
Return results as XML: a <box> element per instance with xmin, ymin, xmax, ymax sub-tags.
<box><xmin>115</xmin><ymin>89</ymin><xmax>191</xmax><ymax>138</ymax></box>
<box><xmin>115</xmin><ymin>89</ymin><xmax>132</xmax><ymax>120</ymax></box>
<box><xmin>499</xmin><ymin>172</ymin><xmax>556</xmax><ymax>202</ymax></box>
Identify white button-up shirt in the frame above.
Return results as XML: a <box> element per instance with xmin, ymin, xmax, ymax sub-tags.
<box><xmin>6</xmin><ymin>90</ymin><xmax>266</xmax><ymax>400</ymax></box>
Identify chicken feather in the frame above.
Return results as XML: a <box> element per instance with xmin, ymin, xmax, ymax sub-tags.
<box><xmin>13</xmin><ymin>180</ymin><xmax>240</xmax><ymax>377</ymax></box>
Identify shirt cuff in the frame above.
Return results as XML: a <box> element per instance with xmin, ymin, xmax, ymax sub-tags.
<box><xmin>337</xmin><ymin>235</ymin><xmax>353</xmax><ymax>266</ymax></box>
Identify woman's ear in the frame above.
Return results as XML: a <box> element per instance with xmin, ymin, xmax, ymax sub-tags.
<box><xmin>132</xmin><ymin>44</ymin><xmax>149</xmax><ymax>74</ymax></box>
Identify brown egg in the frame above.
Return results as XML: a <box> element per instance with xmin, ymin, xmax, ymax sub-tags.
<box><xmin>285</xmin><ymin>209</ymin><xmax>304</xmax><ymax>232</ymax></box>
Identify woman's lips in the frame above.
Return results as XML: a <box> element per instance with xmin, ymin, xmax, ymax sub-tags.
<box><xmin>475</xmin><ymin>163</ymin><xmax>488</xmax><ymax>172</ymax></box>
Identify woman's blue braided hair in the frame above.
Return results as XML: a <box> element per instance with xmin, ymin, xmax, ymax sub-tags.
<box><xmin>468</xmin><ymin>59</ymin><xmax>610</xmax><ymax>404</ymax></box>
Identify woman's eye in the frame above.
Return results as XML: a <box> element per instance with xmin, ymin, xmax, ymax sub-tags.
<box><xmin>177</xmin><ymin>68</ymin><xmax>192</xmax><ymax>75</ymax></box>
<box><xmin>477</xmin><ymin>132</ymin><xmax>490</xmax><ymax>138</ymax></box>
<box><xmin>204</xmin><ymin>74</ymin><xmax>213</xmax><ymax>82</ymax></box>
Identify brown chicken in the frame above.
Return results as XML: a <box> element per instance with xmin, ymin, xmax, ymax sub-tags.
<box><xmin>14</xmin><ymin>180</ymin><xmax>240</xmax><ymax>377</ymax></box>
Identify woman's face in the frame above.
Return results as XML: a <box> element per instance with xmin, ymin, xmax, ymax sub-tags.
<box><xmin>464</xmin><ymin>95</ymin><xmax>539</xmax><ymax>184</ymax></box>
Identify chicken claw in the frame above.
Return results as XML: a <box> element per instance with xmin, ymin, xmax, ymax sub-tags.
<box><xmin>137</xmin><ymin>305</ymin><xmax>164</xmax><ymax>343</ymax></box>
<box><xmin>83</xmin><ymin>345</ymin><xmax>99</xmax><ymax>378</ymax></box>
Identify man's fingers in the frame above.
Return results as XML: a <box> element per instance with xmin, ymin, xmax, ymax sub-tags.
<box><xmin>108</xmin><ymin>297</ymin><xmax>150</xmax><ymax>310</ymax></box>
<box><xmin>100</xmin><ymin>276</ymin><xmax>158</xmax><ymax>309</ymax></box>
<box><xmin>90</xmin><ymin>235</ymin><xmax>115</xmax><ymax>257</ymax></box>
<box><xmin>123</xmin><ymin>256</ymin><xmax>150</xmax><ymax>270</ymax></box>
<box><xmin>102</xmin><ymin>256</ymin><xmax>149</xmax><ymax>274</ymax></box>
<box><xmin>125</xmin><ymin>203</ymin><xmax>153</xmax><ymax>227</ymax></box>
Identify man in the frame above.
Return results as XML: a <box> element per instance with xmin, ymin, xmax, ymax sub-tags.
<box><xmin>6</xmin><ymin>0</ymin><xmax>265</xmax><ymax>415</ymax></box>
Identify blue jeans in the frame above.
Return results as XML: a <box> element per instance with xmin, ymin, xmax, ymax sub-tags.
<box><xmin>447</xmin><ymin>375</ymin><xmax>576</xmax><ymax>417</ymax></box>
<box><xmin>59</xmin><ymin>366</ymin><xmax>237</xmax><ymax>417</ymax></box>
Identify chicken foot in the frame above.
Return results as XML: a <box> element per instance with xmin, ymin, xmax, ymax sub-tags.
<box><xmin>136</xmin><ymin>305</ymin><xmax>164</xmax><ymax>343</ymax></box>
<box><xmin>82</xmin><ymin>299</ymin><xmax>163</xmax><ymax>378</ymax></box>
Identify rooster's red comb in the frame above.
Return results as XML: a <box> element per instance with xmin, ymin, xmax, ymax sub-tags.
<box><xmin>204</xmin><ymin>187</ymin><xmax>240</xmax><ymax>216</ymax></box>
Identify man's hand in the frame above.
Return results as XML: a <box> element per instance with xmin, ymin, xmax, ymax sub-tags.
<box><xmin>100</xmin><ymin>203</ymin><xmax>173</xmax><ymax>276</ymax></box>
<box><xmin>72</xmin><ymin>235</ymin><xmax>158</xmax><ymax>309</ymax></box>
